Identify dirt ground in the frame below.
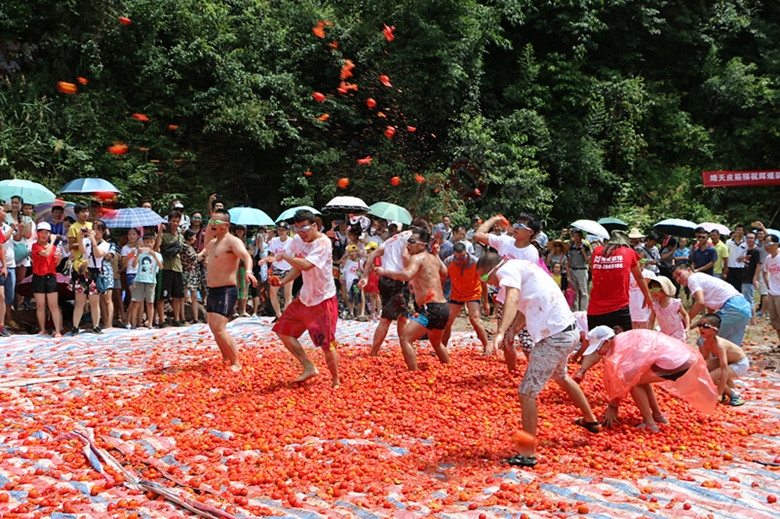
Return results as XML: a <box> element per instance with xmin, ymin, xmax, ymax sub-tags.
<box><xmin>450</xmin><ymin>310</ymin><xmax>780</xmax><ymax>372</ymax></box>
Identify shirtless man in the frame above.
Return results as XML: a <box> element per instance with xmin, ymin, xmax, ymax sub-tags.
<box><xmin>375</xmin><ymin>228</ymin><xmax>450</xmax><ymax>371</ymax></box>
<box><xmin>203</xmin><ymin>209</ymin><xmax>257</xmax><ymax>371</ymax></box>
<box><xmin>696</xmin><ymin>313</ymin><xmax>749</xmax><ymax>406</ymax></box>
<box><xmin>270</xmin><ymin>209</ymin><xmax>341</xmax><ymax>386</ymax></box>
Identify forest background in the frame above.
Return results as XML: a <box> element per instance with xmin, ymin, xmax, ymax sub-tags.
<box><xmin>1</xmin><ymin>0</ymin><xmax>779</xmax><ymax>231</ymax></box>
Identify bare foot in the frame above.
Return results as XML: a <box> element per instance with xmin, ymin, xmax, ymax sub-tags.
<box><xmin>230</xmin><ymin>364</ymin><xmax>242</xmax><ymax>372</ymax></box>
<box><xmin>294</xmin><ymin>368</ymin><xmax>319</xmax><ymax>383</ymax></box>
<box><xmin>332</xmin><ymin>378</ymin><xmax>340</xmax><ymax>388</ymax></box>
<box><xmin>53</xmin><ymin>333</ymin><xmax>63</xmax><ymax>338</ymax></box>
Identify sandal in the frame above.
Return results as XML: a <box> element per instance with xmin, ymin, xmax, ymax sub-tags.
<box><xmin>503</xmin><ymin>454</ymin><xmax>537</xmax><ymax>467</ymax></box>
<box><xmin>574</xmin><ymin>417</ymin><xmax>602</xmax><ymax>433</ymax></box>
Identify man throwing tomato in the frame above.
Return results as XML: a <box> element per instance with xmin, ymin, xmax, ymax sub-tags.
<box><xmin>270</xmin><ymin>209</ymin><xmax>341</xmax><ymax>387</ymax></box>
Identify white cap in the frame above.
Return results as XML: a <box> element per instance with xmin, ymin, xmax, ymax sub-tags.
<box><xmin>390</xmin><ymin>221</ymin><xmax>403</xmax><ymax>229</ymax></box>
<box><xmin>584</xmin><ymin>325</ymin><xmax>615</xmax><ymax>356</ymax></box>
<box><xmin>37</xmin><ymin>222</ymin><xmax>52</xmax><ymax>232</ymax></box>
<box><xmin>173</xmin><ymin>202</ymin><xmax>185</xmax><ymax>209</ymax></box>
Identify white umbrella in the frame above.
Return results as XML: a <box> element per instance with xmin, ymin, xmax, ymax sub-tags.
<box><xmin>570</xmin><ymin>219</ymin><xmax>609</xmax><ymax>240</ymax></box>
<box><xmin>698</xmin><ymin>222</ymin><xmax>730</xmax><ymax>236</ymax></box>
<box><xmin>321</xmin><ymin>196</ymin><xmax>370</xmax><ymax>214</ymax></box>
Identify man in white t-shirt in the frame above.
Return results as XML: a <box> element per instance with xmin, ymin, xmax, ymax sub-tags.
<box><xmin>762</xmin><ymin>235</ymin><xmax>780</xmax><ymax>341</ymax></box>
<box><xmin>673</xmin><ymin>263</ymin><xmax>752</xmax><ymax>345</ymax></box>
<box><xmin>270</xmin><ymin>210</ymin><xmax>340</xmax><ymax>387</ymax></box>
<box><xmin>360</xmin><ymin>228</ymin><xmax>412</xmax><ymax>356</ymax></box>
<box><xmin>477</xmin><ymin>253</ymin><xmax>601</xmax><ymax>468</ymax></box>
<box><xmin>264</xmin><ymin>222</ymin><xmax>294</xmax><ymax>320</ymax></box>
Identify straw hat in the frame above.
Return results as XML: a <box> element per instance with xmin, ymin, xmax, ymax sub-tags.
<box><xmin>627</xmin><ymin>228</ymin><xmax>645</xmax><ymax>239</ymax></box>
<box><xmin>549</xmin><ymin>239</ymin><xmax>569</xmax><ymax>253</ymax></box>
<box><xmin>653</xmin><ymin>276</ymin><xmax>676</xmax><ymax>297</ymax></box>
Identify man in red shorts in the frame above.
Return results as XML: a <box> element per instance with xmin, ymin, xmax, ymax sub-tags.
<box><xmin>270</xmin><ymin>209</ymin><xmax>341</xmax><ymax>387</ymax></box>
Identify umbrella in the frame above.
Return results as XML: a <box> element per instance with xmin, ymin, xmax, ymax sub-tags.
<box><xmin>16</xmin><ymin>273</ymin><xmax>74</xmax><ymax>300</ymax></box>
<box><xmin>321</xmin><ymin>196</ymin><xmax>370</xmax><ymax>214</ymax></box>
<box><xmin>228</xmin><ymin>207</ymin><xmax>275</xmax><ymax>226</ymax></box>
<box><xmin>766</xmin><ymin>228</ymin><xmax>780</xmax><ymax>239</ymax></box>
<box><xmin>368</xmin><ymin>202</ymin><xmax>413</xmax><ymax>225</ymax></box>
<box><xmin>59</xmin><ymin>178</ymin><xmax>121</xmax><ymax>195</ymax></box>
<box><xmin>653</xmin><ymin>218</ymin><xmax>698</xmax><ymax>238</ymax></box>
<box><xmin>698</xmin><ymin>222</ymin><xmax>730</xmax><ymax>236</ymax></box>
<box><xmin>35</xmin><ymin>200</ymin><xmax>77</xmax><ymax>221</ymax></box>
<box><xmin>275</xmin><ymin>205</ymin><xmax>322</xmax><ymax>223</ymax></box>
<box><xmin>0</xmin><ymin>179</ymin><xmax>57</xmax><ymax>205</ymax></box>
<box><xmin>100</xmin><ymin>207</ymin><xmax>164</xmax><ymax>229</ymax></box>
<box><xmin>570</xmin><ymin>219</ymin><xmax>609</xmax><ymax>240</ymax></box>
<box><xmin>597</xmin><ymin>217</ymin><xmax>628</xmax><ymax>233</ymax></box>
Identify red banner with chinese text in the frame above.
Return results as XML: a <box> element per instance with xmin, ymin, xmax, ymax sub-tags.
<box><xmin>702</xmin><ymin>170</ymin><xmax>780</xmax><ymax>187</ymax></box>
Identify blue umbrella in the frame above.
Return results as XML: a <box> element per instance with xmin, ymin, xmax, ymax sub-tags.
<box><xmin>228</xmin><ymin>207</ymin><xmax>275</xmax><ymax>226</ymax></box>
<box><xmin>59</xmin><ymin>178</ymin><xmax>121</xmax><ymax>195</ymax></box>
<box><xmin>766</xmin><ymin>228</ymin><xmax>780</xmax><ymax>239</ymax></box>
<box><xmin>100</xmin><ymin>207</ymin><xmax>164</xmax><ymax>229</ymax></box>
<box><xmin>653</xmin><ymin>218</ymin><xmax>698</xmax><ymax>238</ymax></box>
<box><xmin>0</xmin><ymin>179</ymin><xmax>57</xmax><ymax>205</ymax></box>
<box><xmin>275</xmin><ymin>205</ymin><xmax>322</xmax><ymax>223</ymax></box>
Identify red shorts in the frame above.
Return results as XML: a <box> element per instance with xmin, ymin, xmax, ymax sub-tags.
<box><xmin>273</xmin><ymin>295</ymin><xmax>338</xmax><ymax>351</ymax></box>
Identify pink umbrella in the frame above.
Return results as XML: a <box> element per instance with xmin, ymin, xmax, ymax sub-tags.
<box><xmin>698</xmin><ymin>222</ymin><xmax>730</xmax><ymax>235</ymax></box>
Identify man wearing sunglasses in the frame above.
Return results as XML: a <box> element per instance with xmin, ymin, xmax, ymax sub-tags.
<box><xmin>269</xmin><ymin>209</ymin><xmax>341</xmax><ymax>387</ymax></box>
<box><xmin>476</xmin><ymin>252</ymin><xmax>601</xmax><ymax>467</ymax></box>
<box><xmin>690</xmin><ymin>227</ymin><xmax>717</xmax><ymax>275</ymax></box>
<box><xmin>203</xmin><ymin>209</ymin><xmax>257</xmax><ymax>371</ymax></box>
<box><xmin>673</xmin><ymin>262</ymin><xmax>751</xmax><ymax>346</ymax></box>
<box><xmin>374</xmin><ymin>227</ymin><xmax>451</xmax><ymax>370</ymax></box>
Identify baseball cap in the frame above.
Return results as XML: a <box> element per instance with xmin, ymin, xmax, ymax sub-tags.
<box><xmin>173</xmin><ymin>202</ymin><xmax>185</xmax><ymax>209</ymax></box>
<box><xmin>365</xmin><ymin>242</ymin><xmax>378</xmax><ymax>250</ymax></box>
<box><xmin>37</xmin><ymin>222</ymin><xmax>52</xmax><ymax>232</ymax></box>
<box><xmin>584</xmin><ymin>325</ymin><xmax>615</xmax><ymax>356</ymax></box>
<box><xmin>277</xmin><ymin>221</ymin><xmax>290</xmax><ymax>230</ymax></box>
<box><xmin>390</xmin><ymin>221</ymin><xmax>403</xmax><ymax>230</ymax></box>
<box><xmin>346</xmin><ymin>244</ymin><xmax>358</xmax><ymax>252</ymax></box>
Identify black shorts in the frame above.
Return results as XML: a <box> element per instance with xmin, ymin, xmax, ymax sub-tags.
<box><xmin>379</xmin><ymin>277</ymin><xmax>409</xmax><ymax>321</ymax></box>
<box><xmin>160</xmin><ymin>270</ymin><xmax>185</xmax><ymax>299</ymax></box>
<box><xmin>411</xmin><ymin>302</ymin><xmax>449</xmax><ymax>330</ymax></box>
<box><xmin>32</xmin><ymin>274</ymin><xmax>57</xmax><ymax>294</ymax></box>
<box><xmin>588</xmin><ymin>306</ymin><xmax>633</xmax><ymax>334</ymax></box>
<box><xmin>206</xmin><ymin>285</ymin><xmax>237</xmax><ymax>318</ymax></box>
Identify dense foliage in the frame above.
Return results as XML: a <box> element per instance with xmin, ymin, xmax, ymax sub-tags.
<box><xmin>1</xmin><ymin>0</ymin><xmax>778</xmax><ymax>229</ymax></box>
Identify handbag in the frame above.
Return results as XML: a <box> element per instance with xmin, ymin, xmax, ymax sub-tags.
<box><xmin>13</xmin><ymin>240</ymin><xmax>31</xmax><ymax>263</ymax></box>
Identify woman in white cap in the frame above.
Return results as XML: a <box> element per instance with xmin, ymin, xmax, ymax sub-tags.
<box><xmin>588</xmin><ymin>326</ymin><xmax>717</xmax><ymax>432</ymax></box>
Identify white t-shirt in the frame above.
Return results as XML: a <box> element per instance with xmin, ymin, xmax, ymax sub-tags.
<box><xmin>496</xmin><ymin>259</ymin><xmax>574</xmax><ymax>343</ymax></box>
<box><xmin>342</xmin><ymin>258</ymin><xmax>363</xmax><ymax>288</ymax></box>
<box><xmin>122</xmin><ymin>244</ymin><xmax>139</xmax><ymax>275</ymax></box>
<box><xmin>19</xmin><ymin>219</ymin><xmax>36</xmax><ymax>267</ymax></box>
<box><xmin>287</xmin><ymin>234</ymin><xmax>336</xmax><ymax>307</ymax></box>
<box><xmin>2</xmin><ymin>223</ymin><xmax>15</xmax><ymax>269</ymax></box>
<box><xmin>488</xmin><ymin>235</ymin><xmax>540</xmax><ymax>304</ymax></box>
<box><xmin>629</xmin><ymin>268</ymin><xmax>656</xmax><ymax>322</ymax></box>
<box><xmin>381</xmin><ymin>230</ymin><xmax>411</xmax><ymax>271</ymax></box>
<box><xmin>726</xmin><ymin>238</ymin><xmax>747</xmax><ymax>268</ymax></box>
<box><xmin>573</xmin><ymin>311</ymin><xmax>588</xmax><ymax>334</ymax></box>
<box><xmin>687</xmin><ymin>272</ymin><xmax>740</xmax><ymax>309</ymax></box>
<box><xmin>268</xmin><ymin>236</ymin><xmax>292</xmax><ymax>270</ymax></box>
<box><xmin>764</xmin><ymin>253</ymin><xmax>780</xmax><ymax>296</ymax></box>
<box><xmin>84</xmin><ymin>239</ymin><xmax>111</xmax><ymax>270</ymax></box>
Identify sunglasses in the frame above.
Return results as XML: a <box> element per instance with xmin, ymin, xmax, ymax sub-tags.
<box><xmin>208</xmin><ymin>218</ymin><xmax>225</xmax><ymax>225</ymax></box>
<box><xmin>696</xmin><ymin>322</ymin><xmax>717</xmax><ymax>330</ymax></box>
<box><xmin>512</xmin><ymin>222</ymin><xmax>531</xmax><ymax>231</ymax></box>
<box><xmin>648</xmin><ymin>287</ymin><xmax>662</xmax><ymax>293</ymax></box>
<box><xmin>295</xmin><ymin>224</ymin><xmax>313</xmax><ymax>232</ymax></box>
<box><xmin>696</xmin><ymin>235</ymin><xmax>708</xmax><ymax>240</ymax></box>
<box><xmin>407</xmin><ymin>238</ymin><xmax>423</xmax><ymax>245</ymax></box>
<box><xmin>480</xmin><ymin>260</ymin><xmax>505</xmax><ymax>282</ymax></box>
<box><xmin>191</xmin><ymin>216</ymin><xmax>202</xmax><ymax>220</ymax></box>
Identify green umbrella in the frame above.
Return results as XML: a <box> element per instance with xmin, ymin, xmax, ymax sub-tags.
<box><xmin>597</xmin><ymin>217</ymin><xmax>628</xmax><ymax>233</ymax></box>
<box><xmin>368</xmin><ymin>202</ymin><xmax>413</xmax><ymax>225</ymax></box>
<box><xmin>0</xmin><ymin>179</ymin><xmax>57</xmax><ymax>205</ymax></box>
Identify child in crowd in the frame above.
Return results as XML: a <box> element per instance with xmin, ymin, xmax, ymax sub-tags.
<box><xmin>127</xmin><ymin>234</ymin><xmax>163</xmax><ymax>329</ymax></box>
<box><xmin>647</xmin><ymin>276</ymin><xmax>688</xmax><ymax>341</ymax></box>
<box><xmin>363</xmin><ymin>241</ymin><xmax>381</xmax><ymax>320</ymax></box>
<box><xmin>551</xmin><ymin>262</ymin><xmax>563</xmax><ymax>288</ymax></box>
<box><xmin>696</xmin><ymin>313</ymin><xmax>749</xmax><ymax>406</ymax></box>
<box><xmin>340</xmin><ymin>244</ymin><xmax>366</xmax><ymax>320</ymax></box>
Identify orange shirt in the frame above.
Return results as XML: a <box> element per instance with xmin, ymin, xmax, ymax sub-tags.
<box><xmin>445</xmin><ymin>256</ymin><xmax>482</xmax><ymax>302</ymax></box>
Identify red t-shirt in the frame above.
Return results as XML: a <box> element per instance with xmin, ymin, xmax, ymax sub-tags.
<box><xmin>31</xmin><ymin>242</ymin><xmax>59</xmax><ymax>276</ymax></box>
<box><xmin>588</xmin><ymin>245</ymin><xmax>638</xmax><ymax>315</ymax></box>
